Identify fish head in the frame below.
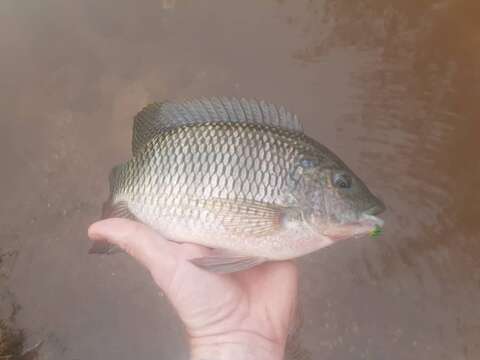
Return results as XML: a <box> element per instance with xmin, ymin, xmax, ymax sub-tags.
<box><xmin>290</xmin><ymin>144</ymin><xmax>385</xmax><ymax>243</ymax></box>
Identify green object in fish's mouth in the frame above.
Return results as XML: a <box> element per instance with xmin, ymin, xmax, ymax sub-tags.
<box><xmin>369</xmin><ymin>224</ymin><xmax>383</xmax><ymax>238</ymax></box>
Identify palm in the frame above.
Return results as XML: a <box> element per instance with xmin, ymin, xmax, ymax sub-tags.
<box><xmin>88</xmin><ymin>219</ymin><xmax>298</xmax><ymax>357</ymax></box>
<box><xmin>157</xmin><ymin>244</ymin><xmax>298</xmax><ymax>343</ymax></box>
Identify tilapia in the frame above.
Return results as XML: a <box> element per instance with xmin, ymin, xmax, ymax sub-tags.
<box><xmin>90</xmin><ymin>97</ymin><xmax>385</xmax><ymax>273</ymax></box>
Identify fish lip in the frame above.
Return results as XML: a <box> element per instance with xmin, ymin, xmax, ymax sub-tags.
<box><xmin>322</xmin><ymin>214</ymin><xmax>384</xmax><ymax>242</ymax></box>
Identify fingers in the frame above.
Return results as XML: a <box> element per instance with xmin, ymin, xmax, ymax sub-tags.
<box><xmin>88</xmin><ymin>218</ymin><xmax>178</xmax><ymax>283</ymax></box>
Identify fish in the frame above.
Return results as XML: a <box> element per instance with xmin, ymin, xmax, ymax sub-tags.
<box><xmin>89</xmin><ymin>97</ymin><xmax>385</xmax><ymax>273</ymax></box>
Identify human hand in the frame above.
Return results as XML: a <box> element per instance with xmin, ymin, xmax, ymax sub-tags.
<box><xmin>88</xmin><ymin>219</ymin><xmax>298</xmax><ymax>360</ymax></box>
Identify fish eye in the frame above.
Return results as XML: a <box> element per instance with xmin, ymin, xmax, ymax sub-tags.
<box><xmin>333</xmin><ymin>173</ymin><xmax>352</xmax><ymax>189</ymax></box>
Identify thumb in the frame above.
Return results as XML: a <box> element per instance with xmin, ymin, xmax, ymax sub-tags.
<box><xmin>88</xmin><ymin>218</ymin><xmax>179</xmax><ymax>285</ymax></box>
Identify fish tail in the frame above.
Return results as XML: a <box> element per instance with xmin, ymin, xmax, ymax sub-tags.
<box><xmin>88</xmin><ymin>240</ymin><xmax>121</xmax><ymax>254</ymax></box>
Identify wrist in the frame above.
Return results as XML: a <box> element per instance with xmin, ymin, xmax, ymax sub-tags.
<box><xmin>189</xmin><ymin>331</ymin><xmax>285</xmax><ymax>360</ymax></box>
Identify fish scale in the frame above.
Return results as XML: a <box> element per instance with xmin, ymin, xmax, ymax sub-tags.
<box><xmin>117</xmin><ymin>123</ymin><xmax>301</xmax><ymax>211</ymax></box>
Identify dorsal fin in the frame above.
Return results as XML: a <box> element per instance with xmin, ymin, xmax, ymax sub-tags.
<box><xmin>131</xmin><ymin>97</ymin><xmax>303</xmax><ymax>155</ymax></box>
<box><xmin>132</xmin><ymin>102</ymin><xmax>166</xmax><ymax>156</ymax></box>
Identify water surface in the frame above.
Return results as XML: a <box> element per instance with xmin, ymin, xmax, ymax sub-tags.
<box><xmin>0</xmin><ymin>0</ymin><xmax>479</xmax><ymax>358</ymax></box>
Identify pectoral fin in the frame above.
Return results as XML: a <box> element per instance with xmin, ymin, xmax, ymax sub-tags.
<box><xmin>197</xmin><ymin>198</ymin><xmax>293</xmax><ymax>237</ymax></box>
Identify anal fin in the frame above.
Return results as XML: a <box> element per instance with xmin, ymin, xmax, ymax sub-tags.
<box><xmin>190</xmin><ymin>249</ymin><xmax>266</xmax><ymax>273</ymax></box>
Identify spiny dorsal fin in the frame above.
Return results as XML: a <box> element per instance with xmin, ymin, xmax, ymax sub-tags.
<box><xmin>131</xmin><ymin>97</ymin><xmax>303</xmax><ymax>155</ymax></box>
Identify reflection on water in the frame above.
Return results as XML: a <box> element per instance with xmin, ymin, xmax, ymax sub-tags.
<box><xmin>334</xmin><ymin>0</ymin><xmax>479</xmax><ymax>276</ymax></box>
<box><xmin>1</xmin><ymin>0</ymin><xmax>479</xmax><ymax>359</ymax></box>
<box><xmin>282</xmin><ymin>0</ymin><xmax>480</xmax><ymax>272</ymax></box>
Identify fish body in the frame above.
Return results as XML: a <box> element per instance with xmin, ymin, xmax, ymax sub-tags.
<box><xmin>92</xmin><ymin>97</ymin><xmax>385</xmax><ymax>272</ymax></box>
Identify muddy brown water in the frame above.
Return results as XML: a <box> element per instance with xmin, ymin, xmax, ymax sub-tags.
<box><xmin>1</xmin><ymin>0</ymin><xmax>479</xmax><ymax>359</ymax></box>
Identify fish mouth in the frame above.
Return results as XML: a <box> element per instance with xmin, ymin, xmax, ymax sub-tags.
<box><xmin>323</xmin><ymin>214</ymin><xmax>384</xmax><ymax>242</ymax></box>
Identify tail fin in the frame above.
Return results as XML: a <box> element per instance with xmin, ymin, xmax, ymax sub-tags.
<box><xmin>88</xmin><ymin>240</ymin><xmax>122</xmax><ymax>254</ymax></box>
<box><xmin>88</xmin><ymin>164</ymin><xmax>133</xmax><ymax>255</ymax></box>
